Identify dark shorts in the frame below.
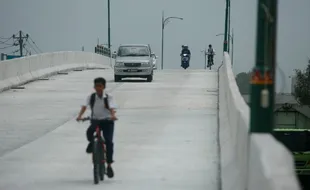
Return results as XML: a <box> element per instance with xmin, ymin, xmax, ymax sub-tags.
<box><xmin>86</xmin><ymin>120</ymin><xmax>115</xmax><ymax>164</ymax></box>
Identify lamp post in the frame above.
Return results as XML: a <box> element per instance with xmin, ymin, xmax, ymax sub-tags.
<box><xmin>107</xmin><ymin>0</ymin><xmax>112</xmax><ymax>67</ymax></box>
<box><xmin>250</xmin><ymin>0</ymin><xmax>278</xmax><ymax>133</ymax></box>
<box><xmin>223</xmin><ymin>0</ymin><xmax>230</xmax><ymax>52</ymax></box>
<box><xmin>161</xmin><ymin>11</ymin><xmax>183</xmax><ymax>70</ymax></box>
<box><xmin>227</xmin><ymin>0</ymin><xmax>231</xmax><ymax>53</ymax></box>
<box><xmin>107</xmin><ymin>0</ymin><xmax>111</xmax><ymax>51</ymax></box>
<box><xmin>201</xmin><ymin>47</ymin><xmax>207</xmax><ymax>69</ymax></box>
<box><xmin>216</xmin><ymin>29</ymin><xmax>234</xmax><ymax>66</ymax></box>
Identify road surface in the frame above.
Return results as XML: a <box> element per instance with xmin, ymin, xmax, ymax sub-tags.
<box><xmin>0</xmin><ymin>69</ymin><xmax>219</xmax><ymax>190</ymax></box>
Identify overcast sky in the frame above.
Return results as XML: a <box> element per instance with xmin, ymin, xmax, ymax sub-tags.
<box><xmin>0</xmin><ymin>0</ymin><xmax>309</xmax><ymax>92</ymax></box>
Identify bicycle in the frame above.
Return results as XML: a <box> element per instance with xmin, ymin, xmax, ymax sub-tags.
<box><xmin>207</xmin><ymin>54</ymin><xmax>215</xmax><ymax>70</ymax></box>
<box><xmin>80</xmin><ymin>117</ymin><xmax>109</xmax><ymax>184</ymax></box>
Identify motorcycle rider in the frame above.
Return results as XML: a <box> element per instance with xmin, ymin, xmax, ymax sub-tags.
<box><xmin>206</xmin><ymin>44</ymin><xmax>215</xmax><ymax>66</ymax></box>
<box><xmin>181</xmin><ymin>45</ymin><xmax>191</xmax><ymax>56</ymax></box>
<box><xmin>180</xmin><ymin>45</ymin><xmax>191</xmax><ymax>69</ymax></box>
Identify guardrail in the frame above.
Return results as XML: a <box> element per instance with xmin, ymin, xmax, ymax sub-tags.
<box><xmin>0</xmin><ymin>51</ymin><xmax>114</xmax><ymax>92</ymax></box>
<box><xmin>218</xmin><ymin>52</ymin><xmax>300</xmax><ymax>190</ymax></box>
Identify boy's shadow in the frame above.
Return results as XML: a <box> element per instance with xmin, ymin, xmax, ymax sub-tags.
<box><xmin>58</xmin><ymin>178</ymin><xmax>118</xmax><ymax>186</ymax></box>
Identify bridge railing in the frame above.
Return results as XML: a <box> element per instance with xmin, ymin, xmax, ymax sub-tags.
<box><xmin>0</xmin><ymin>51</ymin><xmax>114</xmax><ymax>92</ymax></box>
<box><xmin>218</xmin><ymin>52</ymin><xmax>300</xmax><ymax>190</ymax></box>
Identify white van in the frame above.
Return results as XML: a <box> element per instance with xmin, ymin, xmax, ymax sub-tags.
<box><xmin>113</xmin><ymin>44</ymin><xmax>154</xmax><ymax>82</ymax></box>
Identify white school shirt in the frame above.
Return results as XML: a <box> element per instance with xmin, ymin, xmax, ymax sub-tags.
<box><xmin>83</xmin><ymin>92</ymin><xmax>116</xmax><ymax>120</ymax></box>
<box><xmin>207</xmin><ymin>47</ymin><xmax>215</xmax><ymax>55</ymax></box>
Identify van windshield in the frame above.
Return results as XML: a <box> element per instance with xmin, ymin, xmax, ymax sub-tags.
<box><xmin>117</xmin><ymin>46</ymin><xmax>150</xmax><ymax>57</ymax></box>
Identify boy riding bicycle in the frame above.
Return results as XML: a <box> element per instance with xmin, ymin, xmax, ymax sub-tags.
<box><xmin>76</xmin><ymin>77</ymin><xmax>117</xmax><ymax>178</ymax></box>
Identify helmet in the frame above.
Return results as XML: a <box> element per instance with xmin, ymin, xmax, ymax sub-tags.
<box><xmin>209</xmin><ymin>44</ymin><xmax>212</xmax><ymax>48</ymax></box>
<box><xmin>183</xmin><ymin>45</ymin><xmax>188</xmax><ymax>49</ymax></box>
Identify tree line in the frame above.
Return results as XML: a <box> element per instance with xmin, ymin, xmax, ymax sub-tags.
<box><xmin>235</xmin><ymin>59</ymin><xmax>310</xmax><ymax>106</ymax></box>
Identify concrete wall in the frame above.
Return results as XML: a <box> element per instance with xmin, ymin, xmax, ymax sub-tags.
<box><xmin>219</xmin><ymin>52</ymin><xmax>300</xmax><ymax>190</ymax></box>
<box><xmin>0</xmin><ymin>51</ymin><xmax>114</xmax><ymax>92</ymax></box>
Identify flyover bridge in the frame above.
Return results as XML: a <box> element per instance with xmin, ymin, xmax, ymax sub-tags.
<box><xmin>0</xmin><ymin>52</ymin><xmax>300</xmax><ymax>190</ymax></box>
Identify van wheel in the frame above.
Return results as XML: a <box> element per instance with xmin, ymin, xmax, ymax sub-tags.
<box><xmin>114</xmin><ymin>75</ymin><xmax>121</xmax><ymax>82</ymax></box>
<box><xmin>146</xmin><ymin>75</ymin><xmax>153</xmax><ymax>82</ymax></box>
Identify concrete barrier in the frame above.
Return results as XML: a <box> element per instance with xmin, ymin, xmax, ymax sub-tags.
<box><xmin>219</xmin><ymin>52</ymin><xmax>300</xmax><ymax>190</ymax></box>
<box><xmin>0</xmin><ymin>51</ymin><xmax>114</xmax><ymax>92</ymax></box>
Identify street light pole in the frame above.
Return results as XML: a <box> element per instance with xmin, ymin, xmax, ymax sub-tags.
<box><xmin>161</xmin><ymin>11</ymin><xmax>164</xmax><ymax>70</ymax></box>
<box><xmin>204</xmin><ymin>47</ymin><xmax>207</xmax><ymax>70</ymax></box>
<box><xmin>223</xmin><ymin>0</ymin><xmax>230</xmax><ymax>52</ymax></box>
<box><xmin>201</xmin><ymin>47</ymin><xmax>207</xmax><ymax>69</ymax></box>
<box><xmin>231</xmin><ymin>28</ymin><xmax>234</xmax><ymax>66</ymax></box>
<box><xmin>216</xmin><ymin>31</ymin><xmax>234</xmax><ymax>66</ymax></box>
<box><xmin>107</xmin><ymin>0</ymin><xmax>112</xmax><ymax>67</ymax></box>
<box><xmin>107</xmin><ymin>0</ymin><xmax>111</xmax><ymax>51</ymax></box>
<box><xmin>250</xmin><ymin>0</ymin><xmax>278</xmax><ymax>133</ymax></box>
<box><xmin>227</xmin><ymin>0</ymin><xmax>231</xmax><ymax>53</ymax></box>
<box><xmin>161</xmin><ymin>11</ymin><xmax>183</xmax><ymax>70</ymax></box>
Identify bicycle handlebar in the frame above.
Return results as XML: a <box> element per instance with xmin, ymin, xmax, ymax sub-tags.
<box><xmin>78</xmin><ymin>116</ymin><xmax>116</xmax><ymax>122</ymax></box>
<box><xmin>80</xmin><ymin>117</ymin><xmax>91</xmax><ymax>122</ymax></box>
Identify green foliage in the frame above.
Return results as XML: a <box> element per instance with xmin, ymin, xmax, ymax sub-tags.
<box><xmin>236</xmin><ymin>71</ymin><xmax>251</xmax><ymax>94</ymax></box>
<box><xmin>294</xmin><ymin>59</ymin><xmax>310</xmax><ymax>105</ymax></box>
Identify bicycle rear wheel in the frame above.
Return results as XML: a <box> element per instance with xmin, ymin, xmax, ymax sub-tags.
<box><xmin>93</xmin><ymin>140</ymin><xmax>100</xmax><ymax>184</ymax></box>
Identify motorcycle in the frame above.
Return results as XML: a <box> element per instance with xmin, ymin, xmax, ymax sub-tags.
<box><xmin>181</xmin><ymin>54</ymin><xmax>190</xmax><ymax>69</ymax></box>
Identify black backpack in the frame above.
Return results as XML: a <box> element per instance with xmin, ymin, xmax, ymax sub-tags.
<box><xmin>89</xmin><ymin>93</ymin><xmax>110</xmax><ymax>117</ymax></box>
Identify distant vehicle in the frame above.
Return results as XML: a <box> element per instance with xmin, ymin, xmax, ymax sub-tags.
<box><xmin>181</xmin><ymin>53</ymin><xmax>190</xmax><ymax>69</ymax></box>
<box><xmin>113</xmin><ymin>44</ymin><xmax>154</xmax><ymax>82</ymax></box>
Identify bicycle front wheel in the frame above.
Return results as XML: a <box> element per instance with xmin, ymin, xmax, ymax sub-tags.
<box><xmin>93</xmin><ymin>140</ymin><xmax>100</xmax><ymax>184</ymax></box>
<box><xmin>99</xmin><ymin>142</ymin><xmax>105</xmax><ymax>181</ymax></box>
